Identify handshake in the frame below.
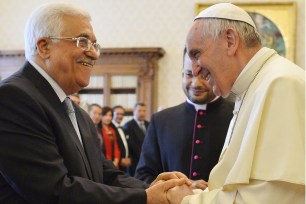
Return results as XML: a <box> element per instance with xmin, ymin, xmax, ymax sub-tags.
<box><xmin>145</xmin><ymin>172</ymin><xmax>208</xmax><ymax>204</ymax></box>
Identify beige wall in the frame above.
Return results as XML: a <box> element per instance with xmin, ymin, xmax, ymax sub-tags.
<box><xmin>0</xmin><ymin>0</ymin><xmax>304</xmax><ymax>110</ymax></box>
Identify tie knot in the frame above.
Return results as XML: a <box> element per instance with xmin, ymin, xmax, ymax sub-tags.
<box><xmin>64</xmin><ymin>97</ymin><xmax>75</xmax><ymax>114</ymax></box>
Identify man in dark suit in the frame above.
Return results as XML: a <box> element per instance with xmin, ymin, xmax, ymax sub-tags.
<box><xmin>111</xmin><ymin>105</ymin><xmax>131</xmax><ymax>172</ymax></box>
<box><xmin>135</xmin><ymin>49</ymin><xmax>234</xmax><ymax>188</ymax></box>
<box><xmin>0</xmin><ymin>2</ymin><xmax>189</xmax><ymax>204</ymax></box>
<box><xmin>123</xmin><ymin>102</ymin><xmax>150</xmax><ymax>176</ymax></box>
<box><xmin>88</xmin><ymin>103</ymin><xmax>105</xmax><ymax>153</ymax></box>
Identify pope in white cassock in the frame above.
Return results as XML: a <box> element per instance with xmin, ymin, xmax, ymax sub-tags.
<box><xmin>167</xmin><ymin>3</ymin><xmax>305</xmax><ymax>204</ymax></box>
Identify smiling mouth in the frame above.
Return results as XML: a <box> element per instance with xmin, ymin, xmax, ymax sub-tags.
<box><xmin>199</xmin><ymin>68</ymin><xmax>211</xmax><ymax>81</ymax></box>
<box><xmin>190</xmin><ymin>88</ymin><xmax>207</xmax><ymax>95</ymax></box>
<box><xmin>192</xmin><ymin>67</ymin><xmax>211</xmax><ymax>81</ymax></box>
<box><xmin>77</xmin><ymin>59</ymin><xmax>95</xmax><ymax>68</ymax></box>
<box><xmin>80</xmin><ymin>62</ymin><xmax>93</xmax><ymax>67</ymax></box>
<box><xmin>204</xmin><ymin>73</ymin><xmax>211</xmax><ymax>81</ymax></box>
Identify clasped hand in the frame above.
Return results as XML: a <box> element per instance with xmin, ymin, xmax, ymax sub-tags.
<box><xmin>146</xmin><ymin>172</ymin><xmax>207</xmax><ymax>204</ymax></box>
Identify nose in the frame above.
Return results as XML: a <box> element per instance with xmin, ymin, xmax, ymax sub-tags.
<box><xmin>86</xmin><ymin>48</ymin><xmax>100</xmax><ymax>60</ymax></box>
<box><xmin>191</xmin><ymin>74</ymin><xmax>203</xmax><ymax>86</ymax></box>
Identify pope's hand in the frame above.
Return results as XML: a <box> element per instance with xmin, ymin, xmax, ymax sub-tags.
<box><xmin>189</xmin><ymin>179</ymin><xmax>208</xmax><ymax>190</ymax></box>
<box><xmin>167</xmin><ymin>184</ymin><xmax>194</xmax><ymax>204</ymax></box>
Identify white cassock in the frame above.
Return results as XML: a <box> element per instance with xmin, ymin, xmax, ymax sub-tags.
<box><xmin>182</xmin><ymin>47</ymin><xmax>305</xmax><ymax>204</ymax></box>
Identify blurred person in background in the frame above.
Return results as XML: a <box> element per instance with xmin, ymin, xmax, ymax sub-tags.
<box><xmin>123</xmin><ymin>102</ymin><xmax>149</xmax><ymax>176</ymax></box>
<box><xmin>112</xmin><ymin>105</ymin><xmax>131</xmax><ymax>172</ymax></box>
<box><xmin>101</xmin><ymin>106</ymin><xmax>121</xmax><ymax>169</ymax></box>
<box><xmin>88</xmin><ymin>103</ymin><xmax>104</xmax><ymax>153</ymax></box>
<box><xmin>136</xmin><ymin>48</ymin><xmax>233</xmax><ymax>189</ymax></box>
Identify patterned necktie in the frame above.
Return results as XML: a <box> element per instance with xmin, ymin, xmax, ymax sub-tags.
<box><xmin>63</xmin><ymin>97</ymin><xmax>83</xmax><ymax>146</ymax></box>
<box><xmin>139</xmin><ymin>121</ymin><xmax>146</xmax><ymax>134</ymax></box>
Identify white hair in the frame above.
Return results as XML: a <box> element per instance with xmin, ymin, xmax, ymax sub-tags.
<box><xmin>24</xmin><ymin>2</ymin><xmax>91</xmax><ymax>60</ymax></box>
<box><xmin>198</xmin><ymin>18</ymin><xmax>261</xmax><ymax>48</ymax></box>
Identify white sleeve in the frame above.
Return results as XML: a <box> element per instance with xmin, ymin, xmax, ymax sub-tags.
<box><xmin>182</xmin><ymin>180</ymin><xmax>304</xmax><ymax>204</ymax></box>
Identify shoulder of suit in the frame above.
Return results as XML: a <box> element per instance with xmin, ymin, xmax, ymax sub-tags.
<box><xmin>154</xmin><ymin>102</ymin><xmax>185</xmax><ymax>115</ymax></box>
<box><xmin>151</xmin><ymin>102</ymin><xmax>187</xmax><ymax>119</ymax></box>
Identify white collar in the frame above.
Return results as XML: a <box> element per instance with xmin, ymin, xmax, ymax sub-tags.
<box><xmin>186</xmin><ymin>96</ymin><xmax>219</xmax><ymax>111</ymax></box>
<box><xmin>29</xmin><ymin>60</ymin><xmax>67</xmax><ymax>102</ymax></box>
<box><xmin>112</xmin><ymin>121</ymin><xmax>120</xmax><ymax>127</ymax></box>
<box><xmin>231</xmin><ymin>47</ymin><xmax>276</xmax><ymax>97</ymax></box>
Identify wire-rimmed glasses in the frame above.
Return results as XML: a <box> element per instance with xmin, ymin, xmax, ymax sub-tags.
<box><xmin>47</xmin><ymin>36</ymin><xmax>101</xmax><ymax>55</ymax></box>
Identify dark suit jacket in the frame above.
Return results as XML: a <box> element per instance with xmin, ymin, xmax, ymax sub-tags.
<box><xmin>123</xmin><ymin>119</ymin><xmax>149</xmax><ymax>176</ymax></box>
<box><xmin>135</xmin><ymin>99</ymin><xmax>234</xmax><ymax>184</ymax></box>
<box><xmin>0</xmin><ymin>62</ymin><xmax>147</xmax><ymax>204</ymax></box>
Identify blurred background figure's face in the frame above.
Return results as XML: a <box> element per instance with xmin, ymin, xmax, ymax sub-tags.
<box><xmin>182</xmin><ymin>53</ymin><xmax>215</xmax><ymax>104</ymax></box>
<box><xmin>89</xmin><ymin>106</ymin><xmax>102</xmax><ymax>125</ymax></box>
<box><xmin>113</xmin><ymin>107</ymin><xmax>125</xmax><ymax>124</ymax></box>
<box><xmin>134</xmin><ymin>105</ymin><xmax>146</xmax><ymax>121</ymax></box>
<box><xmin>102</xmin><ymin>111</ymin><xmax>113</xmax><ymax>125</ymax></box>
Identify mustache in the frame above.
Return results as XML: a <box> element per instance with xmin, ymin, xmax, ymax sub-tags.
<box><xmin>190</xmin><ymin>86</ymin><xmax>209</xmax><ymax>92</ymax></box>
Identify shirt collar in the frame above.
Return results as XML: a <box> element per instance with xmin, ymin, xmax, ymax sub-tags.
<box><xmin>230</xmin><ymin>47</ymin><xmax>276</xmax><ymax>97</ymax></box>
<box><xmin>133</xmin><ymin>117</ymin><xmax>143</xmax><ymax>125</ymax></box>
<box><xmin>112</xmin><ymin>121</ymin><xmax>120</xmax><ymax>127</ymax></box>
<box><xmin>186</xmin><ymin>96</ymin><xmax>219</xmax><ymax>111</ymax></box>
<box><xmin>29</xmin><ymin>60</ymin><xmax>67</xmax><ymax>102</ymax></box>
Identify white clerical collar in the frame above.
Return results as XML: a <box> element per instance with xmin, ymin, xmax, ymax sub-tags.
<box><xmin>186</xmin><ymin>96</ymin><xmax>219</xmax><ymax>111</ymax></box>
<box><xmin>29</xmin><ymin>60</ymin><xmax>67</xmax><ymax>102</ymax></box>
<box><xmin>230</xmin><ymin>47</ymin><xmax>276</xmax><ymax>97</ymax></box>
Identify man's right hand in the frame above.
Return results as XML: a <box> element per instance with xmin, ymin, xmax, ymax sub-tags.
<box><xmin>146</xmin><ymin>178</ymin><xmax>188</xmax><ymax>204</ymax></box>
<box><xmin>120</xmin><ymin>158</ymin><xmax>131</xmax><ymax>167</ymax></box>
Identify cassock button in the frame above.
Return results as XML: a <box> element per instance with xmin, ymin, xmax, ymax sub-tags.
<box><xmin>192</xmin><ymin>171</ymin><xmax>198</xmax><ymax>177</ymax></box>
<box><xmin>199</xmin><ymin>111</ymin><xmax>204</xmax><ymax>115</ymax></box>
<box><xmin>194</xmin><ymin>155</ymin><xmax>199</xmax><ymax>160</ymax></box>
<box><xmin>197</xmin><ymin>124</ymin><xmax>202</xmax><ymax>128</ymax></box>
<box><xmin>195</xmin><ymin>140</ymin><xmax>201</xmax><ymax>144</ymax></box>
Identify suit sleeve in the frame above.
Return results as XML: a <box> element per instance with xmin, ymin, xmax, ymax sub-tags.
<box><xmin>135</xmin><ymin>115</ymin><xmax>163</xmax><ymax>184</ymax></box>
<box><xmin>0</xmin><ymin>85</ymin><xmax>147</xmax><ymax>204</ymax></box>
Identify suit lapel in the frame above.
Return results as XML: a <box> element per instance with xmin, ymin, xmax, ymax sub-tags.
<box><xmin>22</xmin><ymin>62</ymin><xmax>94</xmax><ymax>179</ymax></box>
<box><xmin>75</xmin><ymin>107</ymin><xmax>102</xmax><ymax>181</ymax></box>
<box><xmin>132</xmin><ymin>119</ymin><xmax>144</xmax><ymax>143</ymax></box>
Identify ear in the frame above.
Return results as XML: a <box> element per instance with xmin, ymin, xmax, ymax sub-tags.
<box><xmin>225</xmin><ymin>28</ymin><xmax>239</xmax><ymax>56</ymax></box>
<box><xmin>36</xmin><ymin>38</ymin><xmax>51</xmax><ymax>59</ymax></box>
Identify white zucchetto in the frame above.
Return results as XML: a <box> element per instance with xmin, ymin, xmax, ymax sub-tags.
<box><xmin>195</xmin><ymin>3</ymin><xmax>256</xmax><ymax>29</ymax></box>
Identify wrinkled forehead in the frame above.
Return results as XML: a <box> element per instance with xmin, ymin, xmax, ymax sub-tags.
<box><xmin>61</xmin><ymin>15</ymin><xmax>96</xmax><ymax>39</ymax></box>
<box><xmin>186</xmin><ymin>21</ymin><xmax>205</xmax><ymax>50</ymax></box>
<box><xmin>187</xmin><ymin>21</ymin><xmax>203</xmax><ymax>41</ymax></box>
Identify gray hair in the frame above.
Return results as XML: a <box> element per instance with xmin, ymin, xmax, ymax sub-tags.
<box><xmin>24</xmin><ymin>2</ymin><xmax>91</xmax><ymax>60</ymax></box>
<box><xmin>198</xmin><ymin>18</ymin><xmax>261</xmax><ymax>48</ymax></box>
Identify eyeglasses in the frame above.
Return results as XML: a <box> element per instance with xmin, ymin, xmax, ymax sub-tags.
<box><xmin>47</xmin><ymin>37</ymin><xmax>101</xmax><ymax>55</ymax></box>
